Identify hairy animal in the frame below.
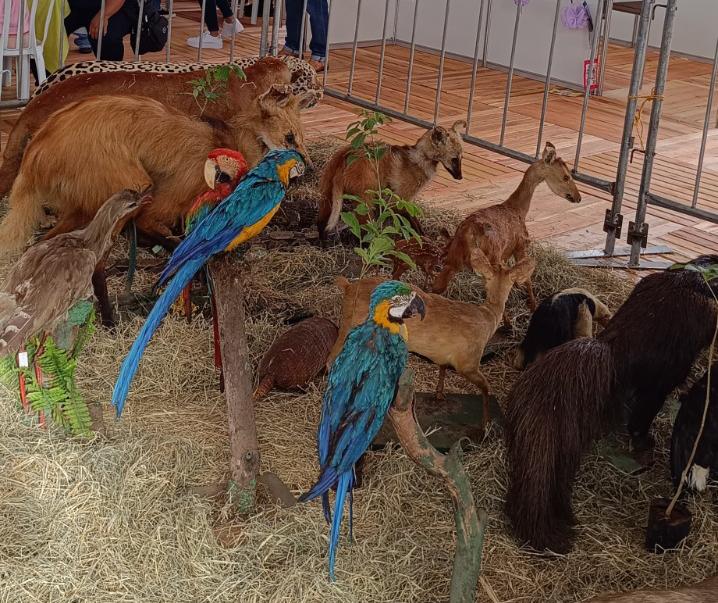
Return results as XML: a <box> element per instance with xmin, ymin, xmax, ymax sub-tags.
<box><xmin>585</xmin><ymin>576</ymin><xmax>718</xmax><ymax>602</ymax></box>
<box><xmin>431</xmin><ymin>143</ymin><xmax>581</xmax><ymax>321</ymax></box>
<box><xmin>329</xmin><ymin>250</ymin><xmax>535</xmax><ymax>426</ymax></box>
<box><xmin>0</xmin><ymin>86</ymin><xmax>311</xmax><ymax>252</ymax></box>
<box><xmin>513</xmin><ymin>288</ymin><xmax>612</xmax><ymax>369</ymax></box>
<box><xmin>670</xmin><ymin>364</ymin><xmax>718</xmax><ymax>493</ymax></box>
<box><xmin>505</xmin><ymin>259</ymin><xmax>718</xmax><ymax>554</ymax></box>
<box><xmin>317</xmin><ymin>121</ymin><xmax>465</xmax><ymax>241</ymax></box>
<box><xmin>0</xmin><ymin>57</ymin><xmax>318</xmax><ymax>198</ymax></box>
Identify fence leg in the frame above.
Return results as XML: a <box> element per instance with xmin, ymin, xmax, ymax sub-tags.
<box><xmin>628</xmin><ymin>0</ymin><xmax>677</xmax><ymax>268</ymax></box>
<box><xmin>603</xmin><ymin>0</ymin><xmax>654</xmax><ymax>257</ymax></box>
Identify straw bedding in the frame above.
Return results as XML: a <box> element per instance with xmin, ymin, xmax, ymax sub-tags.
<box><xmin>0</xmin><ymin>139</ymin><xmax>716</xmax><ymax>603</ymax></box>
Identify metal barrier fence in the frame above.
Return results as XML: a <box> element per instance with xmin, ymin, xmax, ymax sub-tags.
<box><xmin>1</xmin><ymin>0</ymin><xmax>716</xmax><ymax>266</ymax></box>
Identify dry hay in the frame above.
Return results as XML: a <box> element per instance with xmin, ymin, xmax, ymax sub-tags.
<box><xmin>1</xmin><ymin>143</ymin><xmax>716</xmax><ymax>603</ymax></box>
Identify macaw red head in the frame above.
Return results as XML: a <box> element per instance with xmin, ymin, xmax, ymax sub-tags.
<box><xmin>203</xmin><ymin>148</ymin><xmax>249</xmax><ymax>190</ymax></box>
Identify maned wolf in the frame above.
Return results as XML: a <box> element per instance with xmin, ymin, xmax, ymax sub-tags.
<box><xmin>317</xmin><ymin>120</ymin><xmax>466</xmax><ymax>241</ymax></box>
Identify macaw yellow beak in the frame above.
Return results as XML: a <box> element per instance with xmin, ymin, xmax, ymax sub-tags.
<box><xmin>204</xmin><ymin>159</ymin><xmax>218</xmax><ymax>190</ymax></box>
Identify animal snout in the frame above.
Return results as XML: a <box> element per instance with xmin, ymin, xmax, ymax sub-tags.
<box><xmin>566</xmin><ymin>192</ymin><xmax>581</xmax><ymax>203</ymax></box>
<box><xmin>449</xmin><ymin>158</ymin><xmax>462</xmax><ymax>180</ymax></box>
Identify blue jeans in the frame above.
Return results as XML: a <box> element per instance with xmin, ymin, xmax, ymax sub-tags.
<box><xmin>284</xmin><ymin>0</ymin><xmax>328</xmax><ymax>61</ymax></box>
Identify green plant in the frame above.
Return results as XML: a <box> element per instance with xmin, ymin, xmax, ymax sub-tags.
<box><xmin>340</xmin><ymin>111</ymin><xmax>423</xmax><ymax>278</ymax></box>
<box><xmin>0</xmin><ymin>302</ymin><xmax>96</xmax><ymax>436</ymax></box>
<box><xmin>189</xmin><ymin>64</ymin><xmax>246</xmax><ymax>115</ymax></box>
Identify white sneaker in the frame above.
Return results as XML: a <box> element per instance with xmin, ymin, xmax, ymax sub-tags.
<box><xmin>186</xmin><ymin>31</ymin><xmax>223</xmax><ymax>49</ymax></box>
<box><xmin>222</xmin><ymin>18</ymin><xmax>244</xmax><ymax>40</ymax></box>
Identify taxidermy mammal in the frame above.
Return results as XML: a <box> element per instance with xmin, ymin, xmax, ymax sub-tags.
<box><xmin>431</xmin><ymin>143</ymin><xmax>581</xmax><ymax>321</ymax></box>
<box><xmin>317</xmin><ymin>120</ymin><xmax>466</xmax><ymax>241</ymax></box>
<box><xmin>505</xmin><ymin>257</ymin><xmax>718</xmax><ymax>554</ymax></box>
<box><xmin>513</xmin><ymin>288</ymin><xmax>612</xmax><ymax>369</ymax></box>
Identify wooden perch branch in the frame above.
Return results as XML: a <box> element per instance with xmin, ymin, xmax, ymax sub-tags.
<box><xmin>210</xmin><ymin>254</ymin><xmax>260</xmax><ymax>514</ymax></box>
<box><xmin>388</xmin><ymin>369</ymin><xmax>488</xmax><ymax>603</ymax></box>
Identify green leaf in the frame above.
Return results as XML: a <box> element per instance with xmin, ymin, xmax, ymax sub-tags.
<box><xmin>354</xmin><ymin>203</ymin><xmax>370</xmax><ymax>216</ymax></box>
<box><xmin>351</xmin><ymin>133</ymin><xmax>366</xmax><ymax>149</ymax></box>
<box><xmin>342</xmin><ymin>194</ymin><xmax>363</xmax><ymax>203</ymax></box>
<box><xmin>341</xmin><ymin>211</ymin><xmax>362</xmax><ymax>238</ymax></box>
<box><xmin>388</xmin><ymin>250</ymin><xmax>417</xmax><ymax>270</ymax></box>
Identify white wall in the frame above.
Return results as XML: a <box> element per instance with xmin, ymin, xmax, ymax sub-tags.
<box><xmin>329</xmin><ymin>0</ymin><xmax>604</xmax><ymax>88</ymax></box>
<box><xmin>608</xmin><ymin>1</ymin><xmax>718</xmax><ymax>61</ymax></box>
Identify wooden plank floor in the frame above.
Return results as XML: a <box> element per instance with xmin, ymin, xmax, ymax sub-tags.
<box><xmin>1</xmin><ymin>5</ymin><xmax>716</xmax><ymax>267</ymax></box>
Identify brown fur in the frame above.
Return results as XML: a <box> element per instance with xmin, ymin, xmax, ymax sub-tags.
<box><xmin>329</xmin><ymin>251</ymin><xmax>535</xmax><ymax>407</ymax></box>
<box><xmin>317</xmin><ymin>120</ymin><xmax>466</xmax><ymax>239</ymax></box>
<box><xmin>0</xmin><ymin>86</ymin><xmax>310</xmax><ymax>251</ymax></box>
<box><xmin>586</xmin><ymin>577</ymin><xmax>718</xmax><ymax>602</ymax></box>
<box><xmin>390</xmin><ymin>229</ymin><xmax>451</xmax><ymax>289</ymax></box>
<box><xmin>505</xmin><ymin>262</ymin><xmax>718</xmax><ymax>554</ymax></box>
<box><xmin>0</xmin><ymin>57</ymin><xmax>304</xmax><ymax>198</ymax></box>
<box><xmin>431</xmin><ymin>143</ymin><xmax>581</xmax><ymax>317</ymax></box>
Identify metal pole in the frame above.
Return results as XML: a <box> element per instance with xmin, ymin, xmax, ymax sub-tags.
<box><xmin>603</xmin><ymin>0</ymin><xmax>654</xmax><ymax>256</ymax></box>
<box><xmin>270</xmin><ymin>0</ymin><xmax>282</xmax><ymax>55</ymax></box>
<box><xmin>298</xmin><ymin>0</ymin><xmax>309</xmax><ymax>62</ymax></box>
<box><xmin>259</xmin><ymin>0</ymin><xmax>272</xmax><ymax>57</ymax></box>
<box><xmin>691</xmin><ymin>35</ymin><xmax>718</xmax><ymax>209</ymax></box>
<box><xmin>17</xmin><ymin>0</ymin><xmax>25</xmax><ymax>98</ymax></box>
<box><xmin>482</xmin><ymin>0</ymin><xmax>492</xmax><ymax>68</ymax></box>
<box><xmin>374</xmin><ymin>0</ymin><xmax>391</xmax><ymax>104</ymax></box>
<box><xmin>197</xmin><ymin>0</ymin><xmax>207</xmax><ymax>62</ymax></box>
<box><xmin>165</xmin><ymin>0</ymin><xmax>174</xmax><ymax>62</ymax></box>
<box><xmin>573</xmin><ymin>0</ymin><xmax>605</xmax><ymax>171</ymax></box>
<box><xmin>392</xmin><ymin>0</ymin><xmax>400</xmax><ymax>42</ymax></box>
<box><xmin>323</xmin><ymin>0</ymin><xmax>332</xmax><ymax>85</ymax></box>
<box><xmin>598</xmin><ymin>0</ymin><xmax>614</xmax><ymax>96</ymax></box>
<box><xmin>535</xmin><ymin>0</ymin><xmax>561</xmax><ymax>158</ymax></box>
<box><xmin>402</xmin><ymin>0</ymin><xmax>420</xmax><ymax>114</ymax></box>
<box><xmin>133</xmin><ymin>0</ymin><xmax>146</xmax><ymax>62</ymax></box>
<box><xmin>629</xmin><ymin>0</ymin><xmax>676</xmax><ymax>267</ymax></box>
<box><xmin>229</xmin><ymin>0</ymin><xmax>241</xmax><ymax>63</ymax></box>
<box><xmin>499</xmin><ymin>0</ymin><xmax>521</xmax><ymax>146</ymax></box>
<box><xmin>432</xmin><ymin>0</ymin><xmax>451</xmax><ymax>124</ymax></box>
<box><xmin>347</xmin><ymin>0</ymin><xmax>362</xmax><ymax>95</ymax></box>
<box><xmin>95</xmin><ymin>0</ymin><xmax>106</xmax><ymax>60</ymax></box>
<box><xmin>465</xmin><ymin>0</ymin><xmax>485</xmax><ymax>135</ymax></box>
<box><xmin>251</xmin><ymin>0</ymin><xmax>259</xmax><ymax>25</ymax></box>
<box><xmin>57</xmin><ymin>0</ymin><xmax>66</xmax><ymax>69</ymax></box>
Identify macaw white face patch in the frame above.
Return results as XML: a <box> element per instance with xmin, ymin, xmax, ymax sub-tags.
<box><xmin>388</xmin><ymin>293</ymin><xmax>414</xmax><ymax>319</ymax></box>
<box><xmin>689</xmin><ymin>464</ymin><xmax>709</xmax><ymax>492</ymax></box>
<box><xmin>290</xmin><ymin>162</ymin><xmax>304</xmax><ymax>179</ymax></box>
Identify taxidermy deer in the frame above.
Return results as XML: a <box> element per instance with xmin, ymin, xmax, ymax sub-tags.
<box><xmin>0</xmin><ymin>86</ymin><xmax>311</xmax><ymax>253</ymax></box>
<box><xmin>317</xmin><ymin>120</ymin><xmax>466</xmax><ymax>241</ymax></box>
<box><xmin>0</xmin><ymin>56</ymin><xmax>320</xmax><ymax>197</ymax></box>
<box><xmin>432</xmin><ymin>142</ymin><xmax>581</xmax><ymax>324</ymax></box>
<box><xmin>505</xmin><ymin>256</ymin><xmax>718</xmax><ymax>555</ymax></box>
<box><xmin>390</xmin><ymin>229</ymin><xmax>451</xmax><ymax>289</ymax></box>
<box><xmin>513</xmin><ymin>288</ymin><xmax>612</xmax><ymax>369</ymax></box>
<box><xmin>329</xmin><ymin>249</ymin><xmax>536</xmax><ymax>429</ymax></box>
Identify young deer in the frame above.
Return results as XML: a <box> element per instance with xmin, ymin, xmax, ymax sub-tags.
<box><xmin>390</xmin><ymin>229</ymin><xmax>451</xmax><ymax>289</ymax></box>
<box><xmin>329</xmin><ymin>250</ymin><xmax>536</xmax><ymax>430</ymax></box>
<box><xmin>431</xmin><ymin>142</ymin><xmax>581</xmax><ymax>327</ymax></box>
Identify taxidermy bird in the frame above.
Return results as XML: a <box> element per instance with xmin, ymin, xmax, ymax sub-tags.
<box><xmin>111</xmin><ymin>149</ymin><xmax>306</xmax><ymax>416</ymax></box>
<box><xmin>181</xmin><ymin>148</ymin><xmax>249</xmax><ymax>389</ymax></box>
<box><xmin>671</xmin><ymin>364</ymin><xmax>718</xmax><ymax>493</ymax></box>
<box><xmin>299</xmin><ymin>280</ymin><xmax>426</xmax><ymax>581</ymax></box>
<box><xmin>0</xmin><ymin>189</ymin><xmax>145</xmax><ymax>358</ymax></box>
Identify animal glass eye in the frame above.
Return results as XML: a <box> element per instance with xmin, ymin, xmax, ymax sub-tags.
<box><xmin>563</xmin><ymin>175</ymin><xmax>570</xmax><ymax>182</ymax></box>
<box><xmin>285</xmin><ymin>132</ymin><xmax>296</xmax><ymax>146</ymax></box>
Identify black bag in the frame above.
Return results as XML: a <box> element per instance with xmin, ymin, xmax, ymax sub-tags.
<box><xmin>127</xmin><ymin>0</ymin><xmax>169</xmax><ymax>55</ymax></box>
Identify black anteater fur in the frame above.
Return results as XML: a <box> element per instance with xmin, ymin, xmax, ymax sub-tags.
<box><xmin>670</xmin><ymin>364</ymin><xmax>718</xmax><ymax>492</ymax></box>
<box><xmin>505</xmin><ymin>256</ymin><xmax>718</xmax><ymax>554</ymax></box>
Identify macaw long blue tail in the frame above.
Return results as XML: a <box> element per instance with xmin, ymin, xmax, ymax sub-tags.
<box><xmin>111</xmin><ymin>258</ymin><xmax>204</xmax><ymax>416</ymax></box>
<box><xmin>328</xmin><ymin>472</ymin><xmax>352</xmax><ymax>582</ymax></box>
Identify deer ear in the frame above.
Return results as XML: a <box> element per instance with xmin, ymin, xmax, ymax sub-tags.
<box><xmin>431</xmin><ymin>127</ymin><xmax>447</xmax><ymax>144</ymax></box>
<box><xmin>542</xmin><ymin>142</ymin><xmax>557</xmax><ymax>164</ymax></box>
<box><xmin>451</xmin><ymin>120</ymin><xmax>467</xmax><ymax>133</ymax></box>
<box><xmin>469</xmin><ymin>247</ymin><xmax>493</xmax><ymax>274</ymax></box>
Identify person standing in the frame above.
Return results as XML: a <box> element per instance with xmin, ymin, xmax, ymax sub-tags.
<box><xmin>186</xmin><ymin>0</ymin><xmax>243</xmax><ymax>50</ymax></box>
<box><xmin>280</xmin><ymin>0</ymin><xmax>328</xmax><ymax>71</ymax></box>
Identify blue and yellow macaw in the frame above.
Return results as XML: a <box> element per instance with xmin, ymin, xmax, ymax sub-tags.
<box><xmin>111</xmin><ymin>149</ymin><xmax>305</xmax><ymax>416</ymax></box>
<box><xmin>299</xmin><ymin>280</ymin><xmax>426</xmax><ymax>581</ymax></box>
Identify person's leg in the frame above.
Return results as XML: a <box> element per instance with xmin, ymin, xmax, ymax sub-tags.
<box><xmin>187</xmin><ymin>0</ymin><xmax>224</xmax><ymax>48</ymax></box>
<box><xmin>217</xmin><ymin>0</ymin><xmax>243</xmax><ymax>39</ymax></box>
<box><xmin>307</xmin><ymin>0</ymin><xmax>328</xmax><ymax>62</ymax></box>
<box><xmin>282</xmin><ymin>0</ymin><xmax>302</xmax><ymax>56</ymax></box>
<box><xmin>94</xmin><ymin>6</ymin><xmax>133</xmax><ymax>60</ymax></box>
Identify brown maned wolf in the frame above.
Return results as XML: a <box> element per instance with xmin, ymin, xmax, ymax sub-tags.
<box><xmin>317</xmin><ymin>120</ymin><xmax>465</xmax><ymax>240</ymax></box>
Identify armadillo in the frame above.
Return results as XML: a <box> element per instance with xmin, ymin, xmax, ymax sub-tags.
<box><xmin>254</xmin><ymin>316</ymin><xmax>338</xmax><ymax>399</ymax></box>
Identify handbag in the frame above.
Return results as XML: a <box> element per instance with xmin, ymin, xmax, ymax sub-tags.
<box><xmin>127</xmin><ymin>0</ymin><xmax>169</xmax><ymax>55</ymax></box>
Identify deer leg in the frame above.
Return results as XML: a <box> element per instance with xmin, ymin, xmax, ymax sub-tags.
<box><xmin>525</xmin><ymin>279</ymin><xmax>537</xmax><ymax>312</ymax></box>
<box><xmin>92</xmin><ymin>261</ymin><xmax>115</xmax><ymax>329</ymax></box>
<box><xmin>462</xmin><ymin>368</ymin><xmax>491</xmax><ymax>432</ymax></box>
<box><xmin>435</xmin><ymin>365</ymin><xmax>447</xmax><ymax>401</ymax></box>
<box><xmin>134</xmin><ymin>213</ymin><xmax>181</xmax><ymax>252</ymax></box>
<box><xmin>210</xmin><ymin>290</ymin><xmax>224</xmax><ymax>393</ymax></box>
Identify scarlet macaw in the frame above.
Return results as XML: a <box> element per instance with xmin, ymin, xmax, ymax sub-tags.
<box><xmin>299</xmin><ymin>280</ymin><xmax>426</xmax><ymax>581</ymax></box>
<box><xmin>111</xmin><ymin>149</ymin><xmax>305</xmax><ymax>416</ymax></box>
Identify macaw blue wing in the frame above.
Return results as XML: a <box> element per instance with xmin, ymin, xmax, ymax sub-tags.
<box><xmin>158</xmin><ymin>174</ymin><xmax>284</xmax><ymax>287</ymax></box>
